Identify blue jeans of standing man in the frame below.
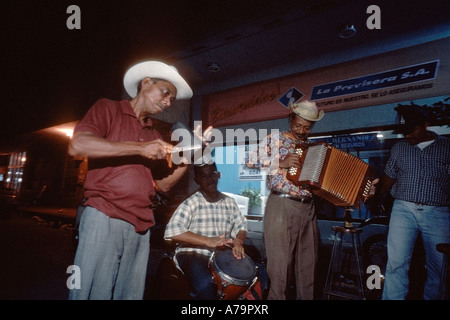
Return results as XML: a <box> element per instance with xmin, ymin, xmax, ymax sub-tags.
<box><xmin>382</xmin><ymin>200</ymin><xmax>450</xmax><ymax>300</ymax></box>
<box><xmin>68</xmin><ymin>206</ymin><xmax>150</xmax><ymax>300</ymax></box>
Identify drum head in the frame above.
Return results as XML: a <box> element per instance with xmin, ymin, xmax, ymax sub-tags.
<box><xmin>213</xmin><ymin>247</ymin><xmax>257</xmax><ymax>285</ymax></box>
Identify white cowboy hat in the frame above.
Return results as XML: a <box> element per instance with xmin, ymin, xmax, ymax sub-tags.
<box><xmin>290</xmin><ymin>100</ymin><xmax>324</xmax><ymax>121</ymax></box>
<box><xmin>123</xmin><ymin>61</ymin><xmax>193</xmax><ymax>100</ymax></box>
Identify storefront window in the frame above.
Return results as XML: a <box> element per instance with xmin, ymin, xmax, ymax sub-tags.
<box><xmin>214</xmin><ymin>125</ymin><xmax>449</xmax><ymax>221</ymax></box>
<box><xmin>5</xmin><ymin>152</ymin><xmax>26</xmax><ymax>194</ymax></box>
<box><xmin>216</xmin><ymin>143</ymin><xmax>268</xmax><ymax>216</ymax></box>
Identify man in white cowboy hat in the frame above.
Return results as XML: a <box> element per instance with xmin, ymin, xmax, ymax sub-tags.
<box><xmin>68</xmin><ymin>60</ymin><xmax>198</xmax><ymax>300</ymax></box>
<box><xmin>247</xmin><ymin>99</ymin><xmax>324</xmax><ymax>300</ymax></box>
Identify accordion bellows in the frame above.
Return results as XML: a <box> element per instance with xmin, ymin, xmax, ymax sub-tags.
<box><xmin>287</xmin><ymin>142</ymin><xmax>375</xmax><ymax>207</ymax></box>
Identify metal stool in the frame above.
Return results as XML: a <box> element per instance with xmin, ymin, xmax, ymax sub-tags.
<box><xmin>323</xmin><ymin>226</ymin><xmax>366</xmax><ymax>300</ymax></box>
<box><xmin>436</xmin><ymin>243</ymin><xmax>450</xmax><ymax>300</ymax></box>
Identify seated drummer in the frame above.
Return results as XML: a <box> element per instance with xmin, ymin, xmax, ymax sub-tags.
<box><xmin>164</xmin><ymin>161</ymin><xmax>248</xmax><ymax>300</ymax></box>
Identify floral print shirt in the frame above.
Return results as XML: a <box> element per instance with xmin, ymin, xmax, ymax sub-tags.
<box><xmin>247</xmin><ymin>131</ymin><xmax>312</xmax><ymax>198</ymax></box>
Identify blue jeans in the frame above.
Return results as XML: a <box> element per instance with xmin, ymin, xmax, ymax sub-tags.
<box><xmin>68</xmin><ymin>206</ymin><xmax>150</xmax><ymax>300</ymax></box>
<box><xmin>176</xmin><ymin>251</ymin><xmax>218</xmax><ymax>300</ymax></box>
<box><xmin>382</xmin><ymin>200</ymin><xmax>450</xmax><ymax>300</ymax></box>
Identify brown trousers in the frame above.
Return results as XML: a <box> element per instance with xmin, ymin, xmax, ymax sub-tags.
<box><xmin>264</xmin><ymin>193</ymin><xmax>319</xmax><ymax>300</ymax></box>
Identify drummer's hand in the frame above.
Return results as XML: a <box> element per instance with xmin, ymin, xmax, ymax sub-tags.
<box><xmin>232</xmin><ymin>238</ymin><xmax>245</xmax><ymax>260</ymax></box>
<box><xmin>208</xmin><ymin>234</ymin><xmax>232</xmax><ymax>248</ymax></box>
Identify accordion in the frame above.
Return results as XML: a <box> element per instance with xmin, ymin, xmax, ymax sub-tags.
<box><xmin>287</xmin><ymin>142</ymin><xmax>375</xmax><ymax>207</ymax></box>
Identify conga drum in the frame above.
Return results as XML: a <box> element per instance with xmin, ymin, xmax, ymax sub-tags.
<box><xmin>208</xmin><ymin>246</ymin><xmax>258</xmax><ymax>300</ymax></box>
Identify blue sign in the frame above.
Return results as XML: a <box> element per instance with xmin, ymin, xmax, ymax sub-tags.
<box><xmin>310</xmin><ymin>60</ymin><xmax>439</xmax><ymax>100</ymax></box>
<box><xmin>310</xmin><ymin>133</ymin><xmax>380</xmax><ymax>150</ymax></box>
<box><xmin>278</xmin><ymin>87</ymin><xmax>304</xmax><ymax>108</ymax></box>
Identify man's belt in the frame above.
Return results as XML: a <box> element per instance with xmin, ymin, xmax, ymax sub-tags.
<box><xmin>271</xmin><ymin>190</ymin><xmax>312</xmax><ymax>203</ymax></box>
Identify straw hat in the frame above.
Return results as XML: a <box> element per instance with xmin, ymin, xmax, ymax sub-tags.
<box><xmin>123</xmin><ymin>61</ymin><xmax>193</xmax><ymax>100</ymax></box>
<box><xmin>290</xmin><ymin>100</ymin><xmax>324</xmax><ymax>121</ymax></box>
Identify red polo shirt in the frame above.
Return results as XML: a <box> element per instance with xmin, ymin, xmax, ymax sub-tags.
<box><xmin>74</xmin><ymin>98</ymin><xmax>162</xmax><ymax>232</ymax></box>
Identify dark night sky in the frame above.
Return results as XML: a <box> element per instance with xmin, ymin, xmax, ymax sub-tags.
<box><xmin>1</xmin><ymin>0</ymin><xmax>286</xmax><ymax>140</ymax></box>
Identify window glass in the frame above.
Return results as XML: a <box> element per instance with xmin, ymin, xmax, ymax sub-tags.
<box><xmin>6</xmin><ymin>152</ymin><xmax>26</xmax><ymax>194</ymax></box>
<box><xmin>214</xmin><ymin>126</ymin><xmax>449</xmax><ymax>221</ymax></box>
